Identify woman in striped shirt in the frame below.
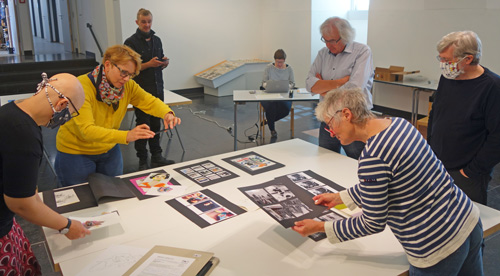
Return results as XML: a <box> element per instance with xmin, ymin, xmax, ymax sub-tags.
<box><xmin>292</xmin><ymin>87</ymin><xmax>483</xmax><ymax>275</ymax></box>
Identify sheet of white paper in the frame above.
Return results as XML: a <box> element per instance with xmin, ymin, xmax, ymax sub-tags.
<box><xmin>255</xmin><ymin>94</ymin><xmax>284</xmax><ymax>100</ymax></box>
<box><xmin>130</xmin><ymin>253</ymin><xmax>195</xmax><ymax>276</ymax></box>
<box><xmin>297</xmin><ymin>88</ymin><xmax>310</xmax><ymax>94</ymax></box>
<box><xmin>76</xmin><ymin>245</ymin><xmax>149</xmax><ymax>276</ymax></box>
<box><xmin>54</xmin><ymin>189</ymin><xmax>80</xmax><ymax>207</ymax></box>
<box><xmin>70</xmin><ymin>211</ymin><xmax>121</xmax><ymax>231</ymax></box>
<box><xmin>145</xmin><ymin>185</ymin><xmax>187</xmax><ymax>196</ymax></box>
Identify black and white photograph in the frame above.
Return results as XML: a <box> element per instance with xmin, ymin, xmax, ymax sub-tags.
<box><xmin>295</xmin><ymin>179</ymin><xmax>325</xmax><ymax>190</ymax></box>
<box><xmin>265</xmin><ymin>184</ymin><xmax>295</xmax><ymax>202</ymax></box>
<box><xmin>263</xmin><ymin>204</ymin><xmax>295</xmax><ymax>221</ymax></box>
<box><xmin>287</xmin><ymin>172</ymin><xmax>309</xmax><ymax>182</ymax></box>
<box><xmin>318</xmin><ymin>211</ymin><xmax>345</xmax><ymax>222</ymax></box>
<box><xmin>245</xmin><ymin>189</ymin><xmax>278</xmax><ymax>206</ymax></box>
<box><xmin>308</xmin><ymin>185</ymin><xmax>338</xmax><ymax>196</ymax></box>
<box><xmin>281</xmin><ymin>198</ymin><xmax>312</xmax><ymax>217</ymax></box>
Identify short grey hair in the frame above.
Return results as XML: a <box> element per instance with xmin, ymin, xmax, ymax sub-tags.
<box><xmin>315</xmin><ymin>88</ymin><xmax>374</xmax><ymax>125</ymax></box>
<box><xmin>320</xmin><ymin>17</ymin><xmax>355</xmax><ymax>44</ymax></box>
<box><xmin>437</xmin><ymin>31</ymin><xmax>482</xmax><ymax>65</ymax></box>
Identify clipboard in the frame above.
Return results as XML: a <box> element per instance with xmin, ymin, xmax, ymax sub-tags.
<box><xmin>123</xmin><ymin>245</ymin><xmax>218</xmax><ymax>276</ymax></box>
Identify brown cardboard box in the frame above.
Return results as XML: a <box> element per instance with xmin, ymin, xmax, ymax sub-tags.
<box><xmin>374</xmin><ymin>66</ymin><xmax>420</xmax><ymax>82</ymax></box>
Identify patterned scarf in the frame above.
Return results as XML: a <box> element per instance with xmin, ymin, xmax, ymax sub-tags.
<box><xmin>90</xmin><ymin>65</ymin><xmax>124</xmax><ymax>106</ymax></box>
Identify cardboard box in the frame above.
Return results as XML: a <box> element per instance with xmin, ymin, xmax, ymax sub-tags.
<box><xmin>374</xmin><ymin>66</ymin><xmax>420</xmax><ymax>82</ymax></box>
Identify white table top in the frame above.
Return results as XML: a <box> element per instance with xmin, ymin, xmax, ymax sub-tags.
<box><xmin>233</xmin><ymin>89</ymin><xmax>320</xmax><ymax>102</ymax></box>
<box><xmin>0</xmin><ymin>93</ymin><xmax>33</xmax><ymax>106</ymax></box>
<box><xmin>42</xmin><ymin>139</ymin><xmax>500</xmax><ymax>276</ymax></box>
<box><xmin>0</xmin><ymin>90</ymin><xmax>191</xmax><ymax>107</ymax></box>
<box><xmin>374</xmin><ymin>78</ymin><xmax>439</xmax><ymax>91</ymax></box>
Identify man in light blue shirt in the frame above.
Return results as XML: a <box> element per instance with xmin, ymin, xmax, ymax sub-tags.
<box><xmin>306</xmin><ymin>16</ymin><xmax>374</xmax><ymax>159</ymax></box>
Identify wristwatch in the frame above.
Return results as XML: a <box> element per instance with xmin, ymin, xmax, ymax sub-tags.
<box><xmin>59</xmin><ymin>218</ymin><xmax>72</xmax><ymax>234</ymax></box>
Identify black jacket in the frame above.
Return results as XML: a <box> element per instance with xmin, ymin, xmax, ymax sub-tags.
<box><xmin>124</xmin><ymin>28</ymin><xmax>165</xmax><ymax>100</ymax></box>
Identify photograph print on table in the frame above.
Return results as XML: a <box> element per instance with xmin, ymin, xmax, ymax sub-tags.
<box><xmin>174</xmin><ymin>161</ymin><xmax>238</xmax><ymax>187</ymax></box>
<box><xmin>122</xmin><ymin>170</ymin><xmax>182</xmax><ymax>200</ymax></box>
<box><xmin>239</xmin><ymin>170</ymin><xmax>348</xmax><ymax>240</ymax></box>
<box><xmin>165</xmin><ymin>189</ymin><xmax>246</xmax><ymax>228</ymax></box>
<box><xmin>222</xmin><ymin>151</ymin><xmax>284</xmax><ymax>175</ymax></box>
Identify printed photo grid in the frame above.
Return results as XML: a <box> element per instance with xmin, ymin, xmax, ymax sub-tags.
<box><xmin>222</xmin><ymin>151</ymin><xmax>284</xmax><ymax>175</ymax></box>
<box><xmin>174</xmin><ymin>161</ymin><xmax>238</xmax><ymax>187</ymax></box>
<box><xmin>239</xmin><ymin>170</ymin><xmax>347</xmax><ymax>241</ymax></box>
<box><xmin>165</xmin><ymin>189</ymin><xmax>246</xmax><ymax>228</ymax></box>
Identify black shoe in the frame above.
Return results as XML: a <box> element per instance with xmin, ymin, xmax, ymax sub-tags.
<box><xmin>138</xmin><ymin>158</ymin><xmax>149</xmax><ymax>171</ymax></box>
<box><xmin>271</xmin><ymin>130</ymin><xmax>278</xmax><ymax>138</ymax></box>
<box><xmin>151</xmin><ymin>155</ymin><xmax>175</xmax><ymax>167</ymax></box>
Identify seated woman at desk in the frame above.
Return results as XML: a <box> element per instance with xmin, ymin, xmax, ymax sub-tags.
<box><xmin>261</xmin><ymin>49</ymin><xmax>295</xmax><ymax>138</ymax></box>
<box><xmin>292</xmin><ymin>88</ymin><xmax>483</xmax><ymax>275</ymax></box>
<box><xmin>55</xmin><ymin>45</ymin><xmax>181</xmax><ymax>187</ymax></box>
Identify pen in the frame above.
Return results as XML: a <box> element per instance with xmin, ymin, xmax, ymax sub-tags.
<box><xmin>155</xmin><ymin>129</ymin><xmax>168</xmax><ymax>135</ymax></box>
<box><xmin>196</xmin><ymin>260</ymin><xmax>213</xmax><ymax>276</ymax></box>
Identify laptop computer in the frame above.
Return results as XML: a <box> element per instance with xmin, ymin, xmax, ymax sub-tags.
<box><xmin>265</xmin><ymin>79</ymin><xmax>290</xmax><ymax>93</ymax></box>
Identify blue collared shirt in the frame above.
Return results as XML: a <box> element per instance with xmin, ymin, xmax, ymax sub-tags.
<box><xmin>306</xmin><ymin>42</ymin><xmax>374</xmax><ymax>107</ymax></box>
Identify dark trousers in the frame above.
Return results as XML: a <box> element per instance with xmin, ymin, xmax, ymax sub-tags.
<box><xmin>261</xmin><ymin>101</ymin><xmax>292</xmax><ymax>131</ymax></box>
<box><xmin>448</xmin><ymin>169</ymin><xmax>490</xmax><ymax>205</ymax></box>
<box><xmin>134</xmin><ymin>108</ymin><xmax>162</xmax><ymax>159</ymax></box>
<box><xmin>318</xmin><ymin>121</ymin><xmax>365</xmax><ymax>159</ymax></box>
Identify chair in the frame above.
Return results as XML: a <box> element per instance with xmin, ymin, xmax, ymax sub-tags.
<box><xmin>259</xmin><ymin>103</ymin><xmax>295</xmax><ymax>140</ymax></box>
<box><xmin>416</xmin><ymin>95</ymin><xmax>433</xmax><ymax>138</ymax></box>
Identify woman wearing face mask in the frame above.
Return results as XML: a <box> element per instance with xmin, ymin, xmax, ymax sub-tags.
<box><xmin>54</xmin><ymin>45</ymin><xmax>181</xmax><ymax>187</ymax></box>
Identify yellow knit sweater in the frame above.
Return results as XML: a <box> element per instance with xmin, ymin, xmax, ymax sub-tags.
<box><xmin>56</xmin><ymin>74</ymin><xmax>173</xmax><ymax>155</ymax></box>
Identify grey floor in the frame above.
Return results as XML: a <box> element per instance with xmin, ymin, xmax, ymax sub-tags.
<box><xmin>19</xmin><ymin>92</ymin><xmax>500</xmax><ymax>275</ymax></box>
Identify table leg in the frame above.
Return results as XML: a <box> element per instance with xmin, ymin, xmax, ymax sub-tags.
<box><xmin>234</xmin><ymin>102</ymin><xmax>238</xmax><ymax>151</ymax></box>
<box><xmin>411</xmin><ymin>88</ymin><xmax>418</xmax><ymax>125</ymax></box>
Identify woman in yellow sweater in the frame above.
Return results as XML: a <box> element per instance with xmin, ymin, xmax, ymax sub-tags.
<box><xmin>55</xmin><ymin>45</ymin><xmax>181</xmax><ymax>187</ymax></box>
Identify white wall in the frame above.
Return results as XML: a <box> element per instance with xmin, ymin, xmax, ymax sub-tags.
<box><xmin>368</xmin><ymin>0</ymin><xmax>500</xmax><ymax>114</ymax></box>
<box><xmin>260</xmin><ymin>0</ymin><xmax>311</xmax><ymax>89</ymax></box>
<box><xmin>73</xmin><ymin>0</ymin><xmax>115</xmax><ymax>58</ymax></box>
<box><xmin>119</xmin><ymin>0</ymin><xmax>263</xmax><ymax>90</ymax></box>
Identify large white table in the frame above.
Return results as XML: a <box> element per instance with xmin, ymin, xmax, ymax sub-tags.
<box><xmin>233</xmin><ymin>90</ymin><xmax>319</xmax><ymax>150</ymax></box>
<box><xmin>42</xmin><ymin>139</ymin><xmax>500</xmax><ymax>276</ymax></box>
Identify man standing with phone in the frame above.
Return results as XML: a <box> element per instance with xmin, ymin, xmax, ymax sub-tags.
<box><xmin>125</xmin><ymin>8</ymin><xmax>174</xmax><ymax>170</ymax></box>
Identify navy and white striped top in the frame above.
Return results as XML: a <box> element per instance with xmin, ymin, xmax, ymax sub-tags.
<box><xmin>324</xmin><ymin>117</ymin><xmax>479</xmax><ymax>268</ymax></box>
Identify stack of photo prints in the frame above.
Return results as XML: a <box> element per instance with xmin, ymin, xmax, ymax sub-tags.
<box><xmin>166</xmin><ymin>189</ymin><xmax>246</xmax><ymax>228</ymax></box>
<box><xmin>239</xmin><ymin>170</ymin><xmax>348</xmax><ymax>241</ymax></box>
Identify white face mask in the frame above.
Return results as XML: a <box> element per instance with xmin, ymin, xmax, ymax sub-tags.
<box><xmin>440</xmin><ymin>57</ymin><xmax>465</xmax><ymax>79</ymax></box>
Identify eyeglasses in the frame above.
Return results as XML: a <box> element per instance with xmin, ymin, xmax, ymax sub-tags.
<box><xmin>436</xmin><ymin>55</ymin><xmax>467</xmax><ymax>64</ymax></box>
<box><xmin>112</xmin><ymin>63</ymin><xmax>136</xmax><ymax>79</ymax></box>
<box><xmin>62</xmin><ymin>95</ymin><xmax>80</xmax><ymax>118</ymax></box>
<box><xmin>323</xmin><ymin>109</ymin><xmax>343</xmax><ymax>135</ymax></box>
<box><xmin>321</xmin><ymin>36</ymin><xmax>342</xmax><ymax>45</ymax></box>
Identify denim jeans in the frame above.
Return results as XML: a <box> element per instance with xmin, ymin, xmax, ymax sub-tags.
<box><xmin>409</xmin><ymin>220</ymin><xmax>484</xmax><ymax>276</ymax></box>
<box><xmin>55</xmin><ymin>144</ymin><xmax>123</xmax><ymax>187</ymax></box>
<box><xmin>318</xmin><ymin>121</ymin><xmax>365</xmax><ymax>159</ymax></box>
